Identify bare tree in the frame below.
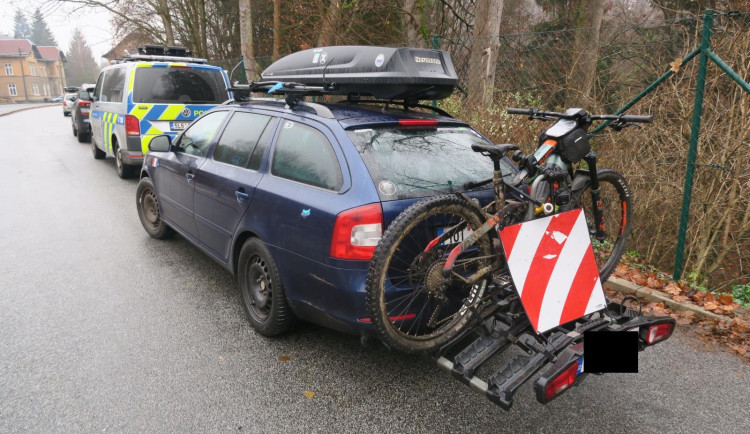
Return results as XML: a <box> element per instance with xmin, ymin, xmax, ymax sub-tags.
<box><xmin>402</xmin><ymin>0</ymin><xmax>425</xmax><ymax>46</ymax></box>
<box><xmin>273</xmin><ymin>0</ymin><xmax>281</xmax><ymax>60</ymax></box>
<box><xmin>239</xmin><ymin>0</ymin><xmax>256</xmax><ymax>81</ymax></box>
<box><xmin>468</xmin><ymin>0</ymin><xmax>503</xmax><ymax>107</ymax></box>
<box><xmin>567</xmin><ymin>0</ymin><xmax>605</xmax><ymax>105</ymax></box>
<box><xmin>317</xmin><ymin>0</ymin><xmax>341</xmax><ymax>47</ymax></box>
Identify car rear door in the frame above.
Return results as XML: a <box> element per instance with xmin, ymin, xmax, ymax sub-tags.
<box><xmin>193</xmin><ymin>111</ymin><xmax>278</xmax><ymax>261</ymax></box>
<box><xmin>155</xmin><ymin>111</ymin><xmax>229</xmax><ymax>239</ymax></box>
<box><xmin>253</xmin><ymin>118</ymin><xmax>352</xmax><ymax>261</ymax></box>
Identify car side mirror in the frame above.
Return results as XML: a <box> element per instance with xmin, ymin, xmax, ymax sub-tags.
<box><xmin>149</xmin><ymin>135</ymin><xmax>172</xmax><ymax>153</ymax></box>
<box><xmin>71</xmin><ymin>96</ymin><xmax>78</xmax><ymax>102</ymax></box>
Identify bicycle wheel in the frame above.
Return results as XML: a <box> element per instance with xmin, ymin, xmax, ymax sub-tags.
<box><xmin>572</xmin><ymin>168</ymin><xmax>632</xmax><ymax>282</ymax></box>
<box><xmin>365</xmin><ymin>195</ymin><xmax>496</xmax><ymax>353</ymax></box>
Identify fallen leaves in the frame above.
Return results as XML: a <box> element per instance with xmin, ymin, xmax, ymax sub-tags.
<box><xmin>303</xmin><ymin>391</ymin><xmax>316</xmax><ymax>398</ymax></box>
<box><xmin>719</xmin><ymin>294</ymin><xmax>734</xmax><ymax>305</ymax></box>
<box><xmin>669</xmin><ymin>58</ymin><xmax>683</xmax><ymax>73</ymax></box>
<box><xmin>278</xmin><ymin>355</ymin><xmax>291</xmax><ymax>362</ymax></box>
<box><xmin>664</xmin><ymin>283</ymin><xmax>682</xmax><ymax>296</ymax></box>
<box><xmin>607</xmin><ymin>260</ymin><xmax>750</xmax><ymax>361</ymax></box>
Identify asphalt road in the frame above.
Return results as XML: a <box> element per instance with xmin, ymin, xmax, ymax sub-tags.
<box><xmin>1</xmin><ymin>106</ymin><xmax>749</xmax><ymax>433</ymax></box>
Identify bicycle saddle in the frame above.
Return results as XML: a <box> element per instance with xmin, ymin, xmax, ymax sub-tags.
<box><xmin>471</xmin><ymin>143</ymin><xmax>520</xmax><ymax>157</ymax></box>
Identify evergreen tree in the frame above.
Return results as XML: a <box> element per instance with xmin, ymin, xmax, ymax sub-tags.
<box><xmin>64</xmin><ymin>28</ymin><xmax>99</xmax><ymax>87</ymax></box>
<box><xmin>13</xmin><ymin>9</ymin><xmax>31</xmax><ymax>39</ymax></box>
<box><xmin>30</xmin><ymin>8</ymin><xmax>57</xmax><ymax>46</ymax></box>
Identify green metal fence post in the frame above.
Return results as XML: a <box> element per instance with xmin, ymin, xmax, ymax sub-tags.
<box><xmin>432</xmin><ymin>35</ymin><xmax>439</xmax><ymax>108</ymax></box>
<box><xmin>673</xmin><ymin>9</ymin><xmax>714</xmax><ymax>280</ymax></box>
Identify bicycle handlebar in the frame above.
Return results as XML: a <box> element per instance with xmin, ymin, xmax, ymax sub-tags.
<box><xmin>507</xmin><ymin>107</ymin><xmax>653</xmax><ymax>123</ymax></box>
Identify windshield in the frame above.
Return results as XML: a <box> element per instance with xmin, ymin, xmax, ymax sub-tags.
<box><xmin>133</xmin><ymin>67</ymin><xmax>227</xmax><ymax>104</ymax></box>
<box><xmin>347</xmin><ymin>125</ymin><xmax>516</xmax><ymax>201</ymax></box>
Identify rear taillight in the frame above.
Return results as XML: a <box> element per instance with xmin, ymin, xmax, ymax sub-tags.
<box><xmin>77</xmin><ymin>100</ymin><xmax>91</xmax><ymax>107</ymax></box>
<box><xmin>534</xmin><ymin>344</ymin><xmax>584</xmax><ymax>404</ymax></box>
<box><xmin>543</xmin><ymin>361</ymin><xmax>580</xmax><ymax>402</ymax></box>
<box><xmin>641</xmin><ymin>321</ymin><xmax>674</xmax><ymax>345</ymax></box>
<box><xmin>125</xmin><ymin>115</ymin><xmax>140</xmax><ymax>136</ymax></box>
<box><xmin>330</xmin><ymin>203</ymin><xmax>383</xmax><ymax>260</ymax></box>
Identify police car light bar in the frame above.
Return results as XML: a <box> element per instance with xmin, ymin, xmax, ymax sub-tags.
<box><xmin>123</xmin><ymin>54</ymin><xmax>208</xmax><ymax>64</ymax></box>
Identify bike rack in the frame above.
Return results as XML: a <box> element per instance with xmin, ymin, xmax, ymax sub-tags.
<box><xmin>430</xmin><ymin>294</ymin><xmax>669</xmax><ymax>410</ymax></box>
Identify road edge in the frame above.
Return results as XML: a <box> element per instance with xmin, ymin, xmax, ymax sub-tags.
<box><xmin>0</xmin><ymin>103</ymin><xmax>58</xmax><ymax>117</ymax></box>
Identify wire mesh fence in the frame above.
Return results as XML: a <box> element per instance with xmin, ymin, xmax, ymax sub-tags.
<box><xmin>211</xmin><ymin>12</ymin><xmax>749</xmax><ymax>290</ymax></box>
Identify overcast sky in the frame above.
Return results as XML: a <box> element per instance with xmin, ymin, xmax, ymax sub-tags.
<box><xmin>0</xmin><ymin>0</ymin><xmax>114</xmax><ymax>59</ymax></box>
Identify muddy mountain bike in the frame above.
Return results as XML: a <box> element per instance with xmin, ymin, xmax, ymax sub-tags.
<box><xmin>365</xmin><ymin>107</ymin><xmax>653</xmax><ymax>353</ymax></box>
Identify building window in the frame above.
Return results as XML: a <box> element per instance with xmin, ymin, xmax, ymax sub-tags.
<box><xmin>44</xmin><ymin>84</ymin><xmax>49</xmax><ymax>96</ymax></box>
<box><xmin>4</xmin><ymin>63</ymin><xmax>12</xmax><ymax>75</ymax></box>
<box><xmin>40</xmin><ymin>65</ymin><xmax>46</xmax><ymax>77</ymax></box>
<box><xmin>8</xmin><ymin>83</ymin><xmax>17</xmax><ymax>96</ymax></box>
<box><xmin>32</xmin><ymin>83</ymin><xmax>39</xmax><ymax>95</ymax></box>
<box><xmin>29</xmin><ymin>63</ymin><xmax>36</xmax><ymax>76</ymax></box>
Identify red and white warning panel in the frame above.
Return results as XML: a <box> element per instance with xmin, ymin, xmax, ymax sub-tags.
<box><xmin>499</xmin><ymin>209</ymin><xmax>607</xmax><ymax>333</ymax></box>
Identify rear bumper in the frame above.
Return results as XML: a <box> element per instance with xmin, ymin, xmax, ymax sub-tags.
<box><xmin>120</xmin><ymin>148</ymin><xmax>144</xmax><ymax>166</ymax></box>
<box><xmin>268</xmin><ymin>245</ymin><xmax>374</xmax><ymax>335</ymax></box>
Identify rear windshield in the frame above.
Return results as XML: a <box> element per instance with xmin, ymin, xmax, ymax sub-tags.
<box><xmin>347</xmin><ymin>125</ymin><xmax>516</xmax><ymax>201</ymax></box>
<box><xmin>133</xmin><ymin>67</ymin><xmax>226</xmax><ymax>104</ymax></box>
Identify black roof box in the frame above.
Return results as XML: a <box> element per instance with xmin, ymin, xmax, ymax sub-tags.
<box><xmin>260</xmin><ymin>46</ymin><xmax>458</xmax><ymax>101</ymax></box>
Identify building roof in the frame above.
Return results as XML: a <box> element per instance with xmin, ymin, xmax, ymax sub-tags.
<box><xmin>0</xmin><ymin>39</ymin><xmax>34</xmax><ymax>56</ymax></box>
<box><xmin>37</xmin><ymin>46</ymin><xmax>66</xmax><ymax>62</ymax></box>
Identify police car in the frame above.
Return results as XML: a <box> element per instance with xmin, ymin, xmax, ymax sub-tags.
<box><xmin>89</xmin><ymin>45</ymin><xmax>231</xmax><ymax>179</ymax></box>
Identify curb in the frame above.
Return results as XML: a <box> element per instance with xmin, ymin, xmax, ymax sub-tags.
<box><xmin>604</xmin><ymin>276</ymin><xmax>725</xmax><ymax>321</ymax></box>
<box><xmin>0</xmin><ymin>103</ymin><xmax>58</xmax><ymax>117</ymax></box>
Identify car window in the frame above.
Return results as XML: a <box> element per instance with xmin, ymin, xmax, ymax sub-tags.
<box><xmin>347</xmin><ymin>125</ymin><xmax>516</xmax><ymax>201</ymax></box>
<box><xmin>247</xmin><ymin>119</ymin><xmax>276</xmax><ymax>171</ymax></box>
<box><xmin>93</xmin><ymin>73</ymin><xmax>104</xmax><ymax>100</ymax></box>
<box><xmin>271</xmin><ymin>121</ymin><xmax>343</xmax><ymax>191</ymax></box>
<box><xmin>101</xmin><ymin>67</ymin><xmax>126</xmax><ymax>103</ymax></box>
<box><xmin>213</xmin><ymin>112</ymin><xmax>272</xmax><ymax>169</ymax></box>
<box><xmin>174</xmin><ymin>111</ymin><xmax>228</xmax><ymax>157</ymax></box>
<box><xmin>132</xmin><ymin>67</ymin><xmax>226</xmax><ymax>104</ymax></box>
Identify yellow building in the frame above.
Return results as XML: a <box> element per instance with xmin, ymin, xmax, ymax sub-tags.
<box><xmin>0</xmin><ymin>39</ymin><xmax>67</xmax><ymax>103</ymax></box>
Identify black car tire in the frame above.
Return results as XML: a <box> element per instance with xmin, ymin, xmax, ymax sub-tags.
<box><xmin>77</xmin><ymin>127</ymin><xmax>89</xmax><ymax>143</ymax></box>
<box><xmin>114</xmin><ymin>142</ymin><xmax>137</xmax><ymax>179</ymax></box>
<box><xmin>136</xmin><ymin>177</ymin><xmax>174</xmax><ymax>239</ymax></box>
<box><xmin>92</xmin><ymin>138</ymin><xmax>105</xmax><ymax>159</ymax></box>
<box><xmin>238</xmin><ymin>238</ymin><xmax>294</xmax><ymax>336</ymax></box>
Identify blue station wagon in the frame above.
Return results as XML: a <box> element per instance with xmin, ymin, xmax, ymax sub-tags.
<box><xmin>136</xmin><ymin>46</ymin><xmax>516</xmax><ymax>337</ymax></box>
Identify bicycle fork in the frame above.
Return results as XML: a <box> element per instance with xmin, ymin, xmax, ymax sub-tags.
<box><xmin>584</xmin><ymin>153</ymin><xmax>607</xmax><ymax>241</ymax></box>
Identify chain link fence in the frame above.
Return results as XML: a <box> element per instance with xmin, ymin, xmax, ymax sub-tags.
<box><xmin>211</xmin><ymin>12</ymin><xmax>749</xmax><ymax>290</ymax></box>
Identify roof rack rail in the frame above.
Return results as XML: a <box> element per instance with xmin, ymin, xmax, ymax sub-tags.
<box><xmin>227</xmin><ymin>83</ymin><xmax>334</xmax><ymax>119</ymax></box>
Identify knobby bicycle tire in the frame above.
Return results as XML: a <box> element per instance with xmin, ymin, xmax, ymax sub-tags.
<box><xmin>365</xmin><ymin>195</ymin><xmax>495</xmax><ymax>353</ymax></box>
<box><xmin>571</xmin><ymin>168</ymin><xmax>632</xmax><ymax>282</ymax></box>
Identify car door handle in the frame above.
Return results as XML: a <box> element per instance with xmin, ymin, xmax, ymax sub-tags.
<box><xmin>186</xmin><ymin>172</ymin><xmax>195</xmax><ymax>183</ymax></box>
<box><xmin>235</xmin><ymin>190</ymin><xmax>250</xmax><ymax>203</ymax></box>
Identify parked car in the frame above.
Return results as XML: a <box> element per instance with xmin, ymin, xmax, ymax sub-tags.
<box><xmin>90</xmin><ymin>45</ymin><xmax>231</xmax><ymax>179</ymax></box>
<box><xmin>50</xmin><ymin>95</ymin><xmax>63</xmax><ymax>103</ymax></box>
<box><xmin>71</xmin><ymin>84</ymin><xmax>96</xmax><ymax>142</ymax></box>
<box><xmin>62</xmin><ymin>93</ymin><xmax>77</xmax><ymax>116</ymax></box>
<box><xmin>135</xmin><ymin>46</ymin><xmax>516</xmax><ymax>337</ymax></box>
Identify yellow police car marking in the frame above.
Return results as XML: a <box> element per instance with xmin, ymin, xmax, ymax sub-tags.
<box><xmin>162</xmin><ymin>104</ymin><xmax>185</xmax><ymax>120</ymax></box>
